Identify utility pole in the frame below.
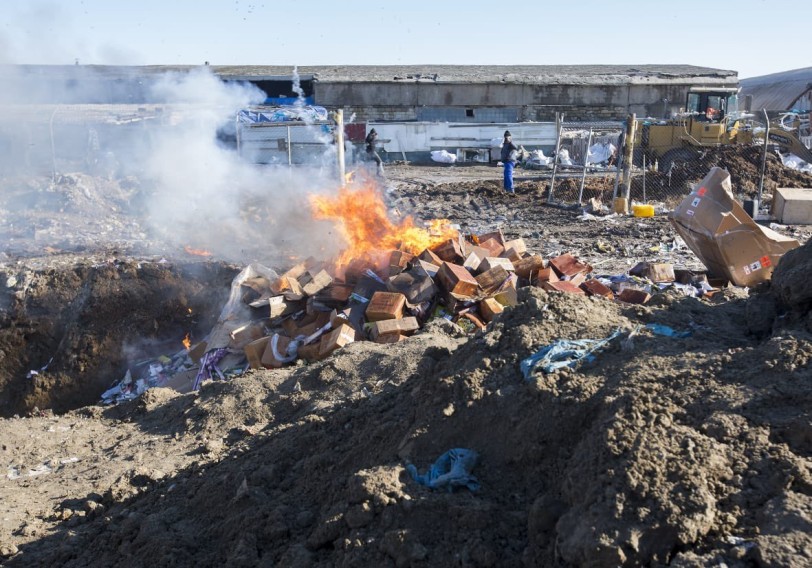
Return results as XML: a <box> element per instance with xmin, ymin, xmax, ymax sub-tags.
<box><xmin>334</xmin><ymin>109</ymin><xmax>346</xmax><ymax>185</ymax></box>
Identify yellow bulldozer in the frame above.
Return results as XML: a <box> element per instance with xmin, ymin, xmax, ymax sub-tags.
<box><xmin>633</xmin><ymin>87</ymin><xmax>812</xmax><ymax>172</ymax></box>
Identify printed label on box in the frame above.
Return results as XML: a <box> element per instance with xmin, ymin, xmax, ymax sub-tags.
<box><xmin>691</xmin><ymin>197</ymin><xmax>701</xmax><ymax>207</ymax></box>
<box><xmin>748</xmin><ymin>260</ymin><xmax>762</xmax><ymax>272</ymax></box>
<box><xmin>743</xmin><ymin>265</ymin><xmax>751</xmax><ymax>275</ymax></box>
<box><xmin>686</xmin><ymin>209</ymin><xmax>695</xmax><ymax>216</ymax></box>
<box><xmin>697</xmin><ymin>187</ymin><xmax>707</xmax><ymax>196</ymax></box>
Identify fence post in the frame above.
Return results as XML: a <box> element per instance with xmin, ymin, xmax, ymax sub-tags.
<box><xmin>334</xmin><ymin>109</ymin><xmax>345</xmax><ymax>186</ymax></box>
<box><xmin>287</xmin><ymin>125</ymin><xmax>292</xmax><ymax>166</ymax></box>
<box><xmin>547</xmin><ymin>112</ymin><xmax>563</xmax><ymax>203</ymax></box>
<box><xmin>757</xmin><ymin>109</ymin><xmax>769</xmax><ymax>210</ymax></box>
<box><xmin>612</xmin><ymin>130</ymin><xmax>625</xmax><ymax>199</ymax></box>
<box><xmin>577</xmin><ymin>127</ymin><xmax>593</xmax><ymax>205</ymax></box>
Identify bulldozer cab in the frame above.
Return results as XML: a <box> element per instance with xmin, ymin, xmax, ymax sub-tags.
<box><xmin>685</xmin><ymin>88</ymin><xmax>739</xmax><ymax>122</ymax></box>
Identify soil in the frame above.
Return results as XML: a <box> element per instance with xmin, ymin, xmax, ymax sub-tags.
<box><xmin>1</xmin><ymin>153</ymin><xmax>812</xmax><ymax>567</ymax></box>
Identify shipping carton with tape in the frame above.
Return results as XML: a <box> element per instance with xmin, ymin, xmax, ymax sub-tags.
<box><xmin>669</xmin><ymin>167</ymin><xmax>800</xmax><ymax>287</ymax></box>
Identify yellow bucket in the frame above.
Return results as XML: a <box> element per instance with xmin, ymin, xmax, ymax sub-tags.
<box><xmin>632</xmin><ymin>204</ymin><xmax>654</xmax><ymax>217</ymax></box>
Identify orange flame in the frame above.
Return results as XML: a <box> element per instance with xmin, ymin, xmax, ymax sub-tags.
<box><xmin>184</xmin><ymin>246</ymin><xmax>212</xmax><ymax>257</ymax></box>
<box><xmin>310</xmin><ymin>181</ymin><xmax>457</xmax><ymax>266</ymax></box>
<box><xmin>182</xmin><ymin>333</ymin><xmax>191</xmax><ymax>351</ymax></box>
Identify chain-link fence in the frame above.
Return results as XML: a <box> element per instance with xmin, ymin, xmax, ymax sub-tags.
<box><xmin>542</xmin><ymin>114</ymin><xmax>810</xmax><ymax>211</ymax></box>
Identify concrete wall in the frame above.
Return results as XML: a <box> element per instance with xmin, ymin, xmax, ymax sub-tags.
<box><xmin>316</xmin><ymin>81</ymin><xmax>738</xmax><ymax>121</ymax></box>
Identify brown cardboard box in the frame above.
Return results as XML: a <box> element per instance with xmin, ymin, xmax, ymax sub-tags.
<box><xmin>370</xmin><ymin>317</ymin><xmax>419</xmax><ymax>341</ymax></box>
<box><xmin>478</xmin><ymin>238</ymin><xmax>505</xmax><ymax>257</ymax></box>
<box><xmin>669</xmin><ymin>167</ymin><xmax>800</xmax><ymax>287</ymax></box>
<box><xmin>318</xmin><ymin>324</ymin><xmax>356</xmax><ymax>358</ymax></box>
<box><xmin>463</xmin><ymin>251</ymin><xmax>485</xmax><ymax>273</ymax></box>
<box><xmin>229</xmin><ymin>323</ymin><xmax>265</xmax><ymax>349</ymax></box>
<box><xmin>617</xmin><ymin>288</ymin><xmax>651</xmax><ymax>305</ymax></box>
<box><xmin>542</xmin><ymin>281</ymin><xmax>586</xmax><ymax>295</ymax></box>
<box><xmin>475</xmin><ymin>265</ymin><xmax>510</xmax><ymax>296</ymax></box>
<box><xmin>431</xmin><ymin>238</ymin><xmax>464</xmax><ymax>263</ymax></box>
<box><xmin>549</xmin><ymin>253</ymin><xmax>593</xmax><ymax>278</ymax></box>
<box><xmin>479</xmin><ymin>297</ymin><xmax>504</xmax><ymax>322</ymax></box>
<box><xmin>479</xmin><ymin>257</ymin><xmax>515</xmax><ymax>274</ymax></box>
<box><xmin>365</xmin><ymin>291</ymin><xmax>406</xmax><ymax>321</ymax></box>
<box><xmin>437</xmin><ymin>262</ymin><xmax>479</xmax><ymax>298</ymax></box>
<box><xmin>513</xmin><ymin>254</ymin><xmax>545</xmax><ymax>279</ymax></box>
<box><xmin>373</xmin><ymin>333</ymin><xmax>408</xmax><ymax>344</ymax></box>
<box><xmin>244</xmin><ymin>336</ymin><xmax>271</xmax><ymax>370</ymax></box>
<box><xmin>296</xmin><ymin>342</ymin><xmax>322</xmax><ymax>362</ymax></box>
<box><xmin>532</xmin><ymin>267</ymin><xmax>559</xmax><ymax>285</ymax></box>
<box><xmin>418</xmin><ymin>248</ymin><xmax>445</xmax><ymax>267</ymax></box>
<box><xmin>580</xmin><ymin>279</ymin><xmax>614</xmax><ymax>298</ymax></box>
<box><xmin>299</xmin><ymin>269</ymin><xmax>333</xmax><ymax>296</ymax></box>
<box><xmin>261</xmin><ymin>334</ymin><xmax>295</xmax><ymax>368</ymax></box>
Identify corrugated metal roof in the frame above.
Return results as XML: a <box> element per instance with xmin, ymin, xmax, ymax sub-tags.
<box><xmin>740</xmin><ymin>67</ymin><xmax>812</xmax><ymax>110</ymax></box>
<box><xmin>0</xmin><ymin>64</ymin><xmax>738</xmax><ymax>86</ymax></box>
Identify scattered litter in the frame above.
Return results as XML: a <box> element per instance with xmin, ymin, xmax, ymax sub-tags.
<box><xmin>406</xmin><ymin>448</ymin><xmax>480</xmax><ymax>492</ymax></box>
<box><xmin>520</xmin><ymin>329</ymin><xmax>623</xmax><ymax>378</ymax></box>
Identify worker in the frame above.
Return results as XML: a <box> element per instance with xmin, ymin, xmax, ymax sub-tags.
<box><xmin>500</xmin><ymin>130</ymin><xmax>519</xmax><ymax>193</ymax></box>
<box><xmin>365</xmin><ymin>128</ymin><xmax>385</xmax><ymax>177</ymax></box>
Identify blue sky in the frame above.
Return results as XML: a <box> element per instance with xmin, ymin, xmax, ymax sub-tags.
<box><xmin>0</xmin><ymin>0</ymin><xmax>807</xmax><ymax>79</ymax></box>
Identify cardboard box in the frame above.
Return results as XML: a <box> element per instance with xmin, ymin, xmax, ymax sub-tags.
<box><xmin>431</xmin><ymin>238</ymin><xmax>464</xmax><ymax>263</ymax></box>
<box><xmin>478</xmin><ymin>238</ymin><xmax>505</xmax><ymax>257</ymax></box>
<box><xmin>318</xmin><ymin>323</ymin><xmax>356</xmax><ymax>358</ymax></box>
<box><xmin>365</xmin><ymin>291</ymin><xmax>407</xmax><ymax>321</ymax></box>
<box><xmin>261</xmin><ymin>334</ymin><xmax>295</xmax><ymax>368</ymax></box>
<box><xmin>513</xmin><ymin>254</ymin><xmax>545</xmax><ymax>279</ymax></box>
<box><xmin>373</xmin><ymin>332</ymin><xmax>408</xmax><ymax>344</ymax></box>
<box><xmin>299</xmin><ymin>269</ymin><xmax>333</xmax><ymax>296</ymax></box>
<box><xmin>549</xmin><ymin>253</ymin><xmax>593</xmax><ymax>278</ymax></box>
<box><xmin>669</xmin><ymin>167</ymin><xmax>800</xmax><ymax>287</ymax></box>
<box><xmin>437</xmin><ymin>262</ymin><xmax>479</xmax><ymax>298</ymax></box>
<box><xmin>476</xmin><ymin>229</ymin><xmax>505</xmax><ymax>245</ymax></box>
<box><xmin>387</xmin><ymin>265</ymin><xmax>438</xmax><ymax>305</ymax></box>
<box><xmin>229</xmin><ymin>323</ymin><xmax>265</xmax><ymax>349</ymax></box>
<box><xmin>417</xmin><ymin>259</ymin><xmax>440</xmax><ymax>278</ymax></box>
<box><xmin>771</xmin><ymin>187</ymin><xmax>812</xmax><ymax>225</ymax></box>
<box><xmin>479</xmin><ymin>297</ymin><xmax>504</xmax><ymax>322</ymax></box>
<box><xmin>418</xmin><ymin>248</ymin><xmax>445</xmax><ymax>267</ymax></box>
<box><xmin>463</xmin><ymin>251</ymin><xmax>485</xmax><ymax>272</ymax></box>
<box><xmin>269</xmin><ymin>296</ymin><xmax>300</xmax><ymax>319</ymax></box>
<box><xmin>244</xmin><ymin>336</ymin><xmax>271</xmax><ymax>370</ymax></box>
<box><xmin>630</xmin><ymin>262</ymin><xmax>676</xmax><ymax>283</ymax></box>
<box><xmin>616</xmin><ymin>288</ymin><xmax>651</xmax><ymax>305</ymax></box>
<box><xmin>296</xmin><ymin>342</ymin><xmax>322</xmax><ymax>362</ymax></box>
<box><xmin>475</xmin><ymin>265</ymin><xmax>511</xmax><ymax>296</ymax></box>
<box><xmin>580</xmin><ymin>279</ymin><xmax>614</xmax><ymax>298</ymax></box>
<box><xmin>542</xmin><ymin>281</ymin><xmax>586</xmax><ymax>295</ymax></box>
<box><xmin>532</xmin><ymin>267</ymin><xmax>559</xmax><ymax>285</ymax></box>
<box><xmin>479</xmin><ymin>257</ymin><xmax>515</xmax><ymax>274</ymax></box>
<box><xmin>369</xmin><ymin>317</ymin><xmax>419</xmax><ymax>341</ymax></box>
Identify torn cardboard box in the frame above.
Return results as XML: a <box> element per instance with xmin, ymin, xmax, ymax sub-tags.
<box><xmin>669</xmin><ymin>167</ymin><xmax>800</xmax><ymax>287</ymax></box>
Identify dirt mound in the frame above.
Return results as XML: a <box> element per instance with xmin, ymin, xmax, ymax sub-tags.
<box><xmin>5</xmin><ymin>285</ymin><xmax>811</xmax><ymax>566</ymax></box>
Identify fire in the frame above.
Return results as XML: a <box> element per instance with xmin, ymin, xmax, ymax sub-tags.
<box><xmin>310</xmin><ymin>181</ymin><xmax>457</xmax><ymax>266</ymax></box>
<box><xmin>184</xmin><ymin>246</ymin><xmax>212</xmax><ymax>257</ymax></box>
<box><xmin>182</xmin><ymin>333</ymin><xmax>191</xmax><ymax>351</ymax></box>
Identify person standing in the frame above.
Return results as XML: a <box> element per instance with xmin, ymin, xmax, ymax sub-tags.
<box><xmin>365</xmin><ymin>128</ymin><xmax>385</xmax><ymax>177</ymax></box>
<box><xmin>500</xmin><ymin>130</ymin><xmax>518</xmax><ymax>193</ymax></box>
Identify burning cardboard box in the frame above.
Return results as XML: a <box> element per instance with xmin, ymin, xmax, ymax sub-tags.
<box><xmin>670</xmin><ymin>167</ymin><xmax>800</xmax><ymax>287</ymax></box>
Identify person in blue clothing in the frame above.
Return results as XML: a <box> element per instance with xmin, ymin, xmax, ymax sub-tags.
<box><xmin>500</xmin><ymin>130</ymin><xmax>519</xmax><ymax>193</ymax></box>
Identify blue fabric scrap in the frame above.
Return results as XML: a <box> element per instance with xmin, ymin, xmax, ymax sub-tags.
<box><xmin>645</xmin><ymin>323</ymin><xmax>692</xmax><ymax>338</ymax></box>
<box><xmin>406</xmin><ymin>448</ymin><xmax>480</xmax><ymax>492</ymax></box>
<box><xmin>520</xmin><ymin>328</ymin><xmax>623</xmax><ymax>379</ymax></box>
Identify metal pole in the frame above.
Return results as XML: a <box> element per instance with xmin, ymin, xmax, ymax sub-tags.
<box><xmin>642</xmin><ymin>153</ymin><xmax>647</xmax><ymax>203</ymax></box>
<box><xmin>547</xmin><ymin>112</ymin><xmax>563</xmax><ymax>203</ymax></box>
<box><xmin>577</xmin><ymin>127</ymin><xmax>593</xmax><ymax>205</ymax></box>
<box><xmin>334</xmin><ymin>109</ymin><xmax>346</xmax><ymax>186</ymax></box>
<box><xmin>612</xmin><ymin>130</ymin><xmax>625</xmax><ymax>199</ymax></box>
<box><xmin>622</xmin><ymin>113</ymin><xmax>636</xmax><ymax>202</ymax></box>
<box><xmin>757</xmin><ymin>108</ymin><xmax>769</xmax><ymax>210</ymax></box>
<box><xmin>287</xmin><ymin>125</ymin><xmax>292</xmax><ymax>166</ymax></box>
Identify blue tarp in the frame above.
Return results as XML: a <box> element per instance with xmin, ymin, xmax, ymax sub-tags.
<box><xmin>406</xmin><ymin>448</ymin><xmax>480</xmax><ymax>492</ymax></box>
<box><xmin>238</xmin><ymin>105</ymin><xmax>329</xmax><ymax>124</ymax></box>
<box><xmin>520</xmin><ymin>328</ymin><xmax>623</xmax><ymax>379</ymax></box>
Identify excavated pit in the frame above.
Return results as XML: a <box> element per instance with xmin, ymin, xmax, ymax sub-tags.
<box><xmin>0</xmin><ymin>259</ymin><xmax>238</xmax><ymax>417</ymax></box>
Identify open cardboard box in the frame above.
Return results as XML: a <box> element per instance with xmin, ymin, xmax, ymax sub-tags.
<box><xmin>669</xmin><ymin>167</ymin><xmax>800</xmax><ymax>287</ymax></box>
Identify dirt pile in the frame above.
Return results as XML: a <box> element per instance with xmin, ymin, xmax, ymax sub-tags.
<box><xmin>4</xmin><ymin>283</ymin><xmax>811</xmax><ymax>566</ymax></box>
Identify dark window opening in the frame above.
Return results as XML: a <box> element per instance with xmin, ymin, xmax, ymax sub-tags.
<box><xmin>465</xmin><ymin>108</ymin><xmax>475</xmax><ymax>117</ymax></box>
